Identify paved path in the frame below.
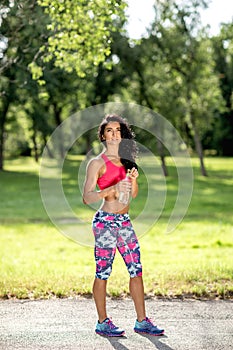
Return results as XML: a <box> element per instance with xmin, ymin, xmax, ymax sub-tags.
<box><xmin>0</xmin><ymin>298</ymin><xmax>233</xmax><ymax>350</ymax></box>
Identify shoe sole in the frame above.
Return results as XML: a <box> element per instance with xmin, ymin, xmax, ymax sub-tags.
<box><xmin>134</xmin><ymin>329</ymin><xmax>164</xmax><ymax>336</ymax></box>
<box><xmin>95</xmin><ymin>330</ymin><xmax>125</xmax><ymax>337</ymax></box>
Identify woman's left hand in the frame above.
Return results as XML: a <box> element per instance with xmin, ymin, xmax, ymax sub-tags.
<box><xmin>129</xmin><ymin>167</ymin><xmax>139</xmax><ymax>180</ymax></box>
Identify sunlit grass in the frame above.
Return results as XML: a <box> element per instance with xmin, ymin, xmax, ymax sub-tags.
<box><xmin>0</xmin><ymin>156</ymin><xmax>232</xmax><ymax>299</ymax></box>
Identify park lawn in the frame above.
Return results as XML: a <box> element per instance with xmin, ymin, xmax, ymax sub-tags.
<box><xmin>0</xmin><ymin>156</ymin><xmax>232</xmax><ymax>299</ymax></box>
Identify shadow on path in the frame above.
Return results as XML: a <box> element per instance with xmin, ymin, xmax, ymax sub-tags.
<box><xmin>106</xmin><ymin>334</ymin><xmax>174</xmax><ymax>350</ymax></box>
<box><xmin>136</xmin><ymin>334</ymin><xmax>174</xmax><ymax>350</ymax></box>
<box><xmin>107</xmin><ymin>336</ymin><xmax>129</xmax><ymax>350</ymax></box>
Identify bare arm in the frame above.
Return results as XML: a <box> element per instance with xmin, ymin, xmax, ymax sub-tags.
<box><xmin>82</xmin><ymin>158</ymin><xmax>117</xmax><ymax>205</ymax></box>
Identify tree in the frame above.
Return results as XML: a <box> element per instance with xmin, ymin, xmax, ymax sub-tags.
<box><xmin>35</xmin><ymin>0</ymin><xmax>127</xmax><ymax>79</ymax></box>
<box><xmin>0</xmin><ymin>0</ymin><xmax>87</xmax><ymax>167</ymax></box>
<box><xmin>211</xmin><ymin>23</ymin><xmax>233</xmax><ymax>155</ymax></box>
<box><xmin>107</xmin><ymin>32</ymin><xmax>170</xmax><ymax>176</ymax></box>
<box><xmin>145</xmin><ymin>0</ymin><xmax>225</xmax><ymax>176</ymax></box>
<box><xmin>0</xmin><ymin>2</ymin><xmax>42</xmax><ymax>161</ymax></box>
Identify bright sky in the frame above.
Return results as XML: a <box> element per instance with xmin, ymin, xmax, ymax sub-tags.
<box><xmin>126</xmin><ymin>0</ymin><xmax>233</xmax><ymax>38</ymax></box>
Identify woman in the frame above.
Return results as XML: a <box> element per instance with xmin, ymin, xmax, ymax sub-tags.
<box><xmin>83</xmin><ymin>114</ymin><xmax>164</xmax><ymax>337</ymax></box>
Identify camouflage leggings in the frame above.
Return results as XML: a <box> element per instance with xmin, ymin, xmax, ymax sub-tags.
<box><xmin>92</xmin><ymin>210</ymin><xmax>142</xmax><ymax>280</ymax></box>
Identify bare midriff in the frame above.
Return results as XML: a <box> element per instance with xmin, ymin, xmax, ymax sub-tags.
<box><xmin>97</xmin><ymin>154</ymin><xmax>129</xmax><ymax>214</ymax></box>
<box><xmin>100</xmin><ymin>195</ymin><xmax>129</xmax><ymax>215</ymax></box>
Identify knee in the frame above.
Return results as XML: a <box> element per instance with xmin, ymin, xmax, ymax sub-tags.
<box><xmin>95</xmin><ymin>268</ymin><xmax>112</xmax><ymax>280</ymax></box>
<box><xmin>95</xmin><ymin>260</ymin><xmax>113</xmax><ymax>280</ymax></box>
<box><xmin>127</xmin><ymin>263</ymin><xmax>142</xmax><ymax>278</ymax></box>
<box><xmin>95</xmin><ymin>246</ymin><xmax>115</xmax><ymax>280</ymax></box>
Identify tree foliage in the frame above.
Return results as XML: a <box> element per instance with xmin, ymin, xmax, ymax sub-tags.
<box><xmin>211</xmin><ymin>23</ymin><xmax>233</xmax><ymax>155</ymax></box>
<box><xmin>1</xmin><ymin>0</ymin><xmax>232</xmax><ymax>174</ymax></box>
<box><xmin>0</xmin><ymin>0</ymin><xmax>48</xmax><ymax>169</ymax></box>
<box><xmin>107</xmin><ymin>0</ymin><xmax>225</xmax><ymax>176</ymax></box>
<box><xmin>36</xmin><ymin>0</ymin><xmax>127</xmax><ymax>77</ymax></box>
<box><xmin>143</xmin><ymin>0</ymin><xmax>225</xmax><ymax>175</ymax></box>
<box><xmin>0</xmin><ymin>0</ymin><xmax>84</xmax><ymax>168</ymax></box>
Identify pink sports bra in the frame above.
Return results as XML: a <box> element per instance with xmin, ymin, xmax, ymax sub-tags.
<box><xmin>97</xmin><ymin>154</ymin><xmax>126</xmax><ymax>190</ymax></box>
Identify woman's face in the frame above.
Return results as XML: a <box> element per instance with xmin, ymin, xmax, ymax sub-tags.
<box><xmin>103</xmin><ymin>121</ymin><xmax>121</xmax><ymax>145</ymax></box>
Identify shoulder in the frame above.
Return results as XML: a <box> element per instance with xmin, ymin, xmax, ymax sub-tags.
<box><xmin>86</xmin><ymin>155</ymin><xmax>105</xmax><ymax>173</ymax></box>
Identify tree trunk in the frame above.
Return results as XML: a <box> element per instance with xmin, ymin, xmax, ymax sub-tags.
<box><xmin>32</xmin><ymin>121</ymin><xmax>39</xmax><ymax>163</ymax></box>
<box><xmin>189</xmin><ymin>113</ymin><xmax>208</xmax><ymax>177</ymax></box>
<box><xmin>43</xmin><ymin>136</ymin><xmax>54</xmax><ymax>158</ymax></box>
<box><xmin>186</xmin><ymin>87</ymin><xmax>207</xmax><ymax>177</ymax></box>
<box><xmin>157</xmin><ymin>139</ymin><xmax>169</xmax><ymax>177</ymax></box>
<box><xmin>0</xmin><ymin>101</ymin><xmax>10</xmax><ymax>171</ymax></box>
<box><xmin>53</xmin><ymin>103</ymin><xmax>64</xmax><ymax>159</ymax></box>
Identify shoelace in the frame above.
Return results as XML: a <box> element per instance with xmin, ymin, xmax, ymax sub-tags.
<box><xmin>145</xmin><ymin>317</ymin><xmax>157</xmax><ymax>327</ymax></box>
<box><xmin>107</xmin><ymin>318</ymin><xmax>117</xmax><ymax>329</ymax></box>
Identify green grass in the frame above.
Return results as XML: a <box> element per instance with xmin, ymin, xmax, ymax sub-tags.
<box><xmin>0</xmin><ymin>156</ymin><xmax>232</xmax><ymax>299</ymax></box>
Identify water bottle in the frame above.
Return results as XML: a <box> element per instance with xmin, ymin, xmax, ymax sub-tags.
<box><xmin>118</xmin><ymin>169</ymin><xmax>131</xmax><ymax>205</ymax></box>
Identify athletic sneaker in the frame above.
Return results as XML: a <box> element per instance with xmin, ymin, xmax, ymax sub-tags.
<box><xmin>134</xmin><ymin>317</ymin><xmax>164</xmax><ymax>336</ymax></box>
<box><xmin>95</xmin><ymin>318</ymin><xmax>125</xmax><ymax>337</ymax></box>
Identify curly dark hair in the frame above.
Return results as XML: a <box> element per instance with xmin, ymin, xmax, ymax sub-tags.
<box><xmin>98</xmin><ymin>114</ymin><xmax>138</xmax><ymax>171</ymax></box>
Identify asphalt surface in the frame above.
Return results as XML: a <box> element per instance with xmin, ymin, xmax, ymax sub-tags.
<box><xmin>0</xmin><ymin>298</ymin><xmax>232</xmax><ymax>350</ymax></box>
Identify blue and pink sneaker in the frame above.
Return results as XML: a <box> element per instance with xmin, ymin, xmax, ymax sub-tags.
<box><xmin>95</xmin><ymin>318</ymin><xmax>125</xmax><ymax>337</ymax></box>
<box><xmin>134</xmin><ymin>317</ymin><xmax>164</xmax><ymax>336</ymax></box>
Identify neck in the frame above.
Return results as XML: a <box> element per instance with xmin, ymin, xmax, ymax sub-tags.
<box><xmin>105</xmin><ymin>145</ymin><xmax>120</xmax><ymax>158</ymax></box>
